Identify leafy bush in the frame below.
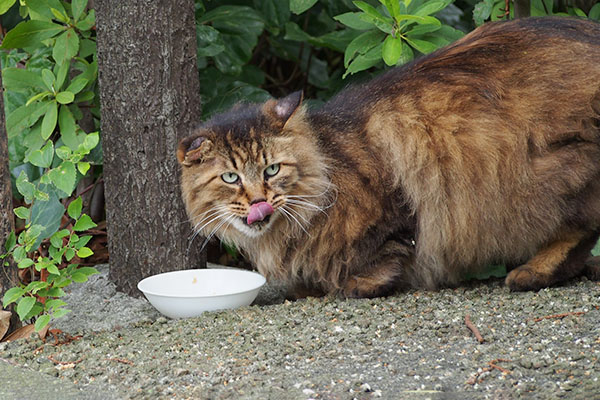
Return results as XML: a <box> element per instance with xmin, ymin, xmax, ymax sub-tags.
<box><xmin>1</xmin><ymin>0</ymin><xmax>100</xmax><ymax>332</ymax></box>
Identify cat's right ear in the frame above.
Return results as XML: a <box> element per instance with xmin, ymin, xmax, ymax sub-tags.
<box><xmin>265</xmin><ymin>91</ymin><xmax>304</xmax><ymax>128</ymax></box>
<box><xmin>177</xmin><ymin>135</ymin><xmax>213</xmax><ymax>166</ymax></box>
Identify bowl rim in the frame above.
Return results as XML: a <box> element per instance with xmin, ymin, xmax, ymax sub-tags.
<box><xmin>137</xmin><ymin>268</ymin><xmax>266</xmax><ymax>299</ymax></box>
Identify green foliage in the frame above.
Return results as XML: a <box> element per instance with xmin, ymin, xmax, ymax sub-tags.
<box><xmin>1</xmin><ymin>0</ymin><xmax>100</xmax><ymax>332</ymax></box>
<box><xmin>195</xmin><ymin>0</ymin><xmax>464</xmax><ymax>118</ymax></box>
<box><xmin>472</xmin><ymin>0</ymin><xmax>600</xmax><ymax>25</ymax></box>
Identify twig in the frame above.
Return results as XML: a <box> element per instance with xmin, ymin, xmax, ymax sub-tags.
<box><xmin>466</xmin><ymin>359</ymin><xmax>512</xmax><ymax>385</ymax></box>
<box><xmin>533</xmin><ymin>311</ymin><xmax>585</xmax><ymax>322</ymax></box>
<box><xmin>465</xmin><ymin>314</ymin><xmax>484</xmax><ymax>343</ymax></box>
<box><xmin>48</xmin><ymin>354</ymin><xmax>83</xmax><ymax>365</ymax></box>
<box><xmin>105</xmin><ymin>357</ymin><xmax>134</xmax><ymax>365</ymax></box>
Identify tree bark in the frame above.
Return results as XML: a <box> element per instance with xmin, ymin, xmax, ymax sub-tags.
<box><xmin>96</xmin><ymin>0</ymin><xmax>205</xmax><ymax>296</ymax></box>
<box><xmin>513</xmin><ymin>0</ymin><xmax>530</xmax><ymax>19</ymax></box>
<box><xmin>0</xmin><ymin>72</ymin><xmax>21</xmax><ymax>334</ymax></box>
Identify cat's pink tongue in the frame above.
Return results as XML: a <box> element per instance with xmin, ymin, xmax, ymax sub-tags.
<box><xmin>247</xmin><ymin>202</ymin><xmax>274</xmax><ymax>225</ymax></box>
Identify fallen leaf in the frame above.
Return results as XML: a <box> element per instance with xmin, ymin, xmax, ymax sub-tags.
<box><xmin>1</xmin><ymin>323</ymin><xmax>49</xmax><ymax>342</ymax></box>
<box><xmin>0</xmin><ymin>310</ymin><xmax>12</xmax><ymax>340</ymax></box>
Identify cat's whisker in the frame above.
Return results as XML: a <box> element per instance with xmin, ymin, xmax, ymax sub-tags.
<box><xmin>285</xmin><ymin>198</ymin><xmax>327</xmax><ymax>214</ymax></box>
<box><xmin>199</xmin><ymin>214</ymin><xmax>236</xmax><ymax>253</ymax></box>
<box><xmin>280</xmin><ymin>206</ymin><xmax>311</xmax><ymax>238</ymax></box>
<box><xmin>284</xmin><ymin>204</ymin><xmax>312</xmax><ymax>226</ymax></box>
<box><xmin>191</xmin><ymin>207</ymin><xmax>230</xmax><ymax>233</ymax></box>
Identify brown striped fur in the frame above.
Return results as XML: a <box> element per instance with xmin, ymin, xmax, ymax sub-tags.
<box><xmin>178</xmin><ymin>17</ymin><xmax>600</xmax><ymax>298</ymax></box>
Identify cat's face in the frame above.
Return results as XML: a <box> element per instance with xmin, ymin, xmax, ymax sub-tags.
<box><xmin>177</xmin><ymin>92</ymin><xmax>331</xmax><ymax>244</ymax></box>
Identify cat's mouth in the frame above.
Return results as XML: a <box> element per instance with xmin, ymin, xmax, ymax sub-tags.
<box><xmin>242</xmin><ymin>214</ymin><xmax>271</xmax><ymax>228</ymax></box>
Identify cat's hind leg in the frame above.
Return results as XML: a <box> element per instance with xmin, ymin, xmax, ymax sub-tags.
<box><xmin>506</xmin><ymin>230</ymin><xmax>599</xmax><ymax>291</ymax></box>
<box><xmin>341</xmin><ymin>240</ymin><xmax>413</xmax><ymax>298</ymax></box>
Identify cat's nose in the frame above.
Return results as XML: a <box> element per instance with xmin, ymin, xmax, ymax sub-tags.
<box><xmin>247</xmin><ymin>202</ymin><xmax>274</xmax><ymax>224</ymax></box>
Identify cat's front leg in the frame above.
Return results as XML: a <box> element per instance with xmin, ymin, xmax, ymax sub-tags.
<box><xmin>341</xmin><ymin>240</ymin><xmax>413</xmax><ymax>298</ymax></box>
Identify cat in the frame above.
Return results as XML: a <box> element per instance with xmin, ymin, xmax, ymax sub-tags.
<box><xmin>177</xmin><ymin>17</ymin><xmax>600</xmax><ymax>298</ymax></box>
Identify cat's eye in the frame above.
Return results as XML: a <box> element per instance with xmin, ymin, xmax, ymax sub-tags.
<box><xmin>265</xmin><ymin>163</ymin><xmax>280</xmax><ymax>177</ymax></box>
<box><xmin>221</xmin><ymin>172</ymin><xmax>239</xmax><ymax>184</ymax></box>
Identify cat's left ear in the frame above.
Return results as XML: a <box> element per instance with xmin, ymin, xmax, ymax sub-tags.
<box><xmin>267</xmin><ymin>91</ymin><xmax>304</xmax><ymax>128</ymax></box>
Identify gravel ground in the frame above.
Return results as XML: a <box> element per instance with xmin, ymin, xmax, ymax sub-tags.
<box><xmin>1</xmin><ymin>264</ymin><xmax>599</xmax><ymax>399</ymax></box>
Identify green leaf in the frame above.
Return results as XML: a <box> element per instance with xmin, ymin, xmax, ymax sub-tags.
<box><xmin>50</xmin><ymin>228</ymin><xmax>69</xmax><ymax>248</ymax></box>
<box><xmin>29</xmin><ymin>187</ymin><xmax>64</xmax><ymax>249</ymax></box>
<box><xmin>26</xmin><ymin>0</ymin><xmax>66</xmax><ymax>21</ymax></box>
<box><xmin>65</xmin><ymin>76</ymin><xmax>89</xmax><ymax>95</ymax></box>
<box><xmin>405</xmin><ymin>23</ymin><xmax>441</xmax><ymax>36</ymax></box>
<box><xmin>4</xmin><ymin>231</ymin><xmax>16</xmax><ymax>252</ymax></box>
<box><xmin>343</xmin><ymin>43</ymin><xmax>383</xmax><ymax>78</ymax></box>
<box><xmin>52</xmin><ymin>308</ymin><xmax>71</xmax><ymax>318</ymax></box>
<box><xmin>47</xmin><ymin>264</ymin><xmax>60</xmax><ymax>275</ymax></box>
<box><xmin>395</xmin><ymin>14</ymin><xmax>441</xmax><ymax>27</ymax></box>
<box><xmin>382</xmin><ymin>35</ymin><xmax>403</xmax><ymax>66</ymax></box>
<box><xmin>344</xmin><ymin>30</ymin><xmax>386</xmax><ymax>68</ymax></box>
<box><xmin>34</xmin><ymin>314</ymin><xmax>51</xmax><ymax>332</ymax></box>
<box><xmin>256</xmin><ymin>0</ymin><xmax>290</xmax><ymax>34</ymax></box>
<box><xmin>65</xmin><ymin>248</ymin><xmax>75</xmax><ymax>261</ymax></box>
<box><xmin>68</xmin><ymin>197</ymin><xmax>82</xmax><ymax>220</ymax></box>
<box><xmin>13</xmin><ymin>206</ymin><xmax>30</xmax><ymax>220</ymax></box>
<box><xmin>70</xmin><ymin>271</ymin><xmax>88</xmax><ymax>282</ymax></box>
<box><xmin>55</xmin><ymin>91</ymin><xmax>75</xmax><ymax>104</ymax></box>
<box><xmin>82</xmin><ymin>131</ymin><xmax>99</xmax><ymax>151</ymax></box>
<box><xmin>72</xmin><ymin>0</ymin><xmax>88</xmax><ymax>21</ymax></box>
<box><xmin>73</xmin><ymin>214</ymin><xmax>97</xmax><ymax>232</ymax></box>
<box><xmin>28</xmin><ymin>140</ymin><xmax>54</xmax><ymax>168</ymax></box>
<box><xmin>55</xmin><ymin>145</ymin><xmax>71</xmax><ymax>160</ymax></box>
<box><xmin>290</xmin><ymin>0</ymin><xmax>318</xmax><ymax>14</ymax></box>
<box><xmin>48</xmin><ymin>161</ymin><xmax>76</xmax><ymax>195</ymax></box>
<box><xmin>334</xmin><ymin>12</ymin><xmax>375</xmax><ymax>30</ymax></box>
<box><xmin>25</xmin><ymin>91</ymin><xmax>52</xmax><ymax>107</ymax></box>
<box><xmin>41</xmin><ymin>101</ymin><xmax>58</xmax><ymax>140</ymax></box>
<box><xmin>54</xmin><ymin>56</ymin><xmax>70</xmax><ymax>90</ymax></box>
<box><xmin>58</xmin><ymin>105</ymin><xmax>81</xmax><ymax>148</ymax></box>
<box><xmin>2</xmin><ymin>68</ymin><xmax>46</xmax><ymax>91</ymax></box>
<box><xmin>24</xmin><ymin>281</ymin><xmax>49</xmax><ymax>295</ymax></box>
<box><xmin>2</xmin><ymin>287</ymin><xmax>24</xmax><ymax>308</ymax></box>
<box><xmin>77</xmin><ymin>162</ymin><xmax>90</xmax><ymax>175</ymax></box>
<box><xmin>0</xmin><ymin>0</ymin><xmax>17</xmax><ymax>15</ymax></box>
<box><xmin>0</xmin><ymin>20</ymin><xmax>64</xmax><ymax>49</ymax></box>
<box><xmin>16</xmin><ymin>171</ymin><xmax>35</xmax><ymax>202</ymax></box>
<box><xmin>53</xmin><ymin>29</ymin><xmax>79</xmax><ymax>65</ymax></box>
<box><xmin>12</xmin><ymin>246</ymin><xmax>26</xmax><ymax>263</ymax></box>
<box><xmin>75</xmin><ymin>9</ymin><xmax>95</xmax><ymax>31</ymax></box>
<box><xmin>590</xmin><ymin>3</ymin><xmax>600</xmax><ymax>20</ymax></box>
<box><xmin>76</xmin><ymin>266</ymin><xmax>98</xmax><ymax>277</ymax></box>
<box><xmin>413</xmin><ymin>1</ymin><xmax>451</xmax><ymax>17</ymax></box>
<box><xmin>405</xmin><ymin>37</ymin><xmax>439</xmax><ymax>54</ymax></box>
<box><xmin>41</xmin><ymin>69</ymin><xmax>55</xmax><ymax>91</ymax></box>
<box><xmin>381</xmin><ymin>0</ymin><xmax>401</xmax><ymax>18</ymax></box>
<box><xmin>6</xmin><ymin>101</ymin><xmax>49</xmax><ymax>138</ymax></box>
<box><xmin>17</xmin><ymin>258</ymin><xmax>34</xmax><ymax>269</ymax></box>
<box><xmin>16</xmin><ymin>296</ymin><xmax>36</xmax><ymax>320</ymax></box>
<box><xmin>473</xmin><ymin>0</ymin><xmax>494</xmax><ymax>26</ymax></box>
<box><xmin>74</xmin><ymin>235</ymin><xmax>92</xmax><ymax>249</ymax></box>
<box><xmin>76</xmin><ymin>246</ymin><xmax>93</xmax><ymax>258</ymax></box>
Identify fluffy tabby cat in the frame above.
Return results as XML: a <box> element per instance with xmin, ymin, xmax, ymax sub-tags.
<box><xmin>177</xmin><ymin>17</ymin><xmax>600</xmax><ymax>298</ymax></box>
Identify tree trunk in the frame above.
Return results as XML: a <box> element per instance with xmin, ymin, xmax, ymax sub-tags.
<box><xmin>513</xmin><ymin>0</ymin><xmax>530</xmax><ymax>18</ymax></box>
<box><xmin>96</xmin><ymin>0</ymin><xmax>205</xmax><ymax>296</ymax></box>
<box><xmin>0</xmin><ymin>73</ymin><xmax>21</xmax><ymax>335</ymax></box>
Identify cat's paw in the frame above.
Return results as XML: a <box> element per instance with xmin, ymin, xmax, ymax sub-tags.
<box><xmin>505</xmin><ymin>265</ymin><xmax>551</xmax><ymax>291</ymax></box>
<box><xmin>341</xmin><ymin>276</ymin><xmax>395</xmax><ymax>298</ymax></box>
<box><xmin>584</xmin><ymin>256</ymin><xmax>600</xmax><ymax>281</ymax></box>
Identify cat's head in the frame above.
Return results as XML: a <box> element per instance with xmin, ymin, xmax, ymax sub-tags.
<box><xmin>177</xmin><ymin>91</ymin><xmax>332</xmax><ymax>244</ymax></box>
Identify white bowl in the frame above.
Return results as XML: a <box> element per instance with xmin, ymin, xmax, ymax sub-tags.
<box><xmin>137</xmin><ymin>268</ymin><xmax>266</xmax><ymax>318</ymax></box>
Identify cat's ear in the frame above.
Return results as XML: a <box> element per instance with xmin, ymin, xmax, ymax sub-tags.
<box><xmin>274</xmin><ymin>91</ymin><xmax>303</xmax><ymax>122</ymax></box>
<box><xmin>177</xmin><ymin>135</ymin><xmax>213</xmax><ymax>166</ymax></box>
<box><xmin>265</xmin><ymin>91</ymin><xmax>304</xmax><ymax>128</ymax></box>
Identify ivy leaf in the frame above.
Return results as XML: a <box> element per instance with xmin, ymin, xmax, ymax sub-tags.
<box><xmin>41</xmin><ymin>101</ymin><xmax>58</xmax><ymax>140</ymax></box>
<box><xmin>67</xmin><ymin>197</ymin><xmax>82</xmax><ymax>220</ymax></box>
<box><xmin>28</xmin><ymin>140</ymin><xmax>54</xmax><ymax>168</ymax></box>
<box><xmin>0</xmin><ymin>20</ymin><xmax>64</xmax><ymax>49</ymax></box>
<box><xmin>16</xmin><ymin>297</ymin><xmax>36</xmax><ymax>320</ymax></box>
<box><xmin>48</xmin><ymin>161</ymin><xmax>76</xmax><ymax>196</ymax></box>
<box><xmin>73</xmin><ymin>214</ymin><xmax>97</xmax><ymax>232</ymax></box>
<box><xmin>53</xmin><ymin>29</ymin><xmax>79</xmax><ymax>65</ymax></box>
